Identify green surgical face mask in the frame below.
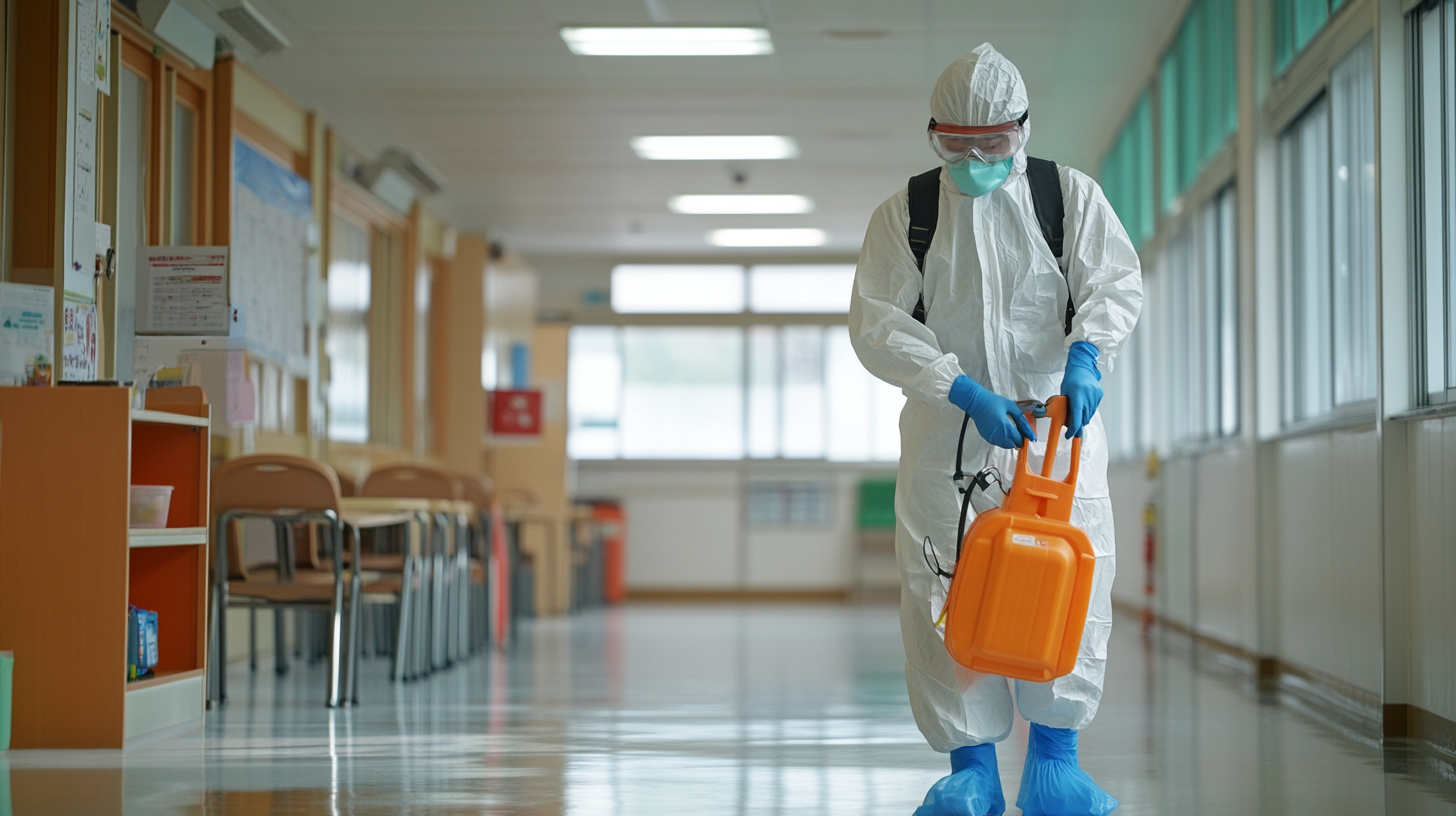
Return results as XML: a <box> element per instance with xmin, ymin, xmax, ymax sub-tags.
<box><xmin>946</xmin><ymin>157</ymin><xmax>1013</xmax><ymax>197</ymax></box>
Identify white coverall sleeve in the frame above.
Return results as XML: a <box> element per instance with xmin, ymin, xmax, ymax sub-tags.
<box><xmin>1060</xmin><ymin>168</ymin><xmax>1143</xmax><ymax>371</ymax></box>
<box><xmin>849</xmin><ymin>193</ymin><xmax>967</xmax><ymax>407</ymax></box>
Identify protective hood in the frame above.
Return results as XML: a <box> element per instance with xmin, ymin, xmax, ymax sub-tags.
<box><xmin>930</xmin><ymin>43</ymin><xmax>1029</xmax><ymax>129</ymax></box>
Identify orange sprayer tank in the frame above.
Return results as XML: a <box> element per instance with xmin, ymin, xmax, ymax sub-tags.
<box><xmin>942</xmin><ymin>396</ymin><xmax>1096</xmax><ymax>683</ymax></box>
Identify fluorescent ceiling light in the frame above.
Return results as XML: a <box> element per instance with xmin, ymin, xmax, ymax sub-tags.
<box><xmin>561</xmin><ymin>27</ymin><xmax>773</xmax><ymax>56</ymax></box>
<box><xmin>631</xmin><ymin>136</ymin><xmax>799</xmax><ymax>161</ymax></box>
<box><xmin>669</xmin><ymin>194</ymin><xmax>814</xmax><ymax>215</ymax></box>
<box><xmin>749</xmin><ymin>265</ymin><xmax>856</xmax><ymax>313</ymax></box>
<box><xmin>708</xmin><ymin>228</ymin><xmax>827</xmax><ymax>248</ymax></box>
<box><xmin>611</xmin><ymin>265</ymin><xmax>745</xmax><ymax>313</ymax></box>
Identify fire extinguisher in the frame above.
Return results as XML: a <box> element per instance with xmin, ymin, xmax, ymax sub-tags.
<box><xmin>1141</xmin><ymin>452</ymin><xmax>1159</xmax><ymax>639</ymax></box>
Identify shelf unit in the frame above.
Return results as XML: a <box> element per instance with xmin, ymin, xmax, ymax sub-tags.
<box><xmin>0</xmin><ymin>386</ymin><xmax>211</xmax><ymax>748</ymax></box>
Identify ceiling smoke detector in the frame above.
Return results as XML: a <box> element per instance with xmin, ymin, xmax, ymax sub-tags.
<box><xmin>217</xmin><ymin>1</ymin><xmax>289</xmax><ymax>55</ymax></box>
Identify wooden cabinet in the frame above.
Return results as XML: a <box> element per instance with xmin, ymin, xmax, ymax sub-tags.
<box><xmin>0</xmin><ymin>387</ymin><xmax>210</xmax><ymax>748</ymax></box>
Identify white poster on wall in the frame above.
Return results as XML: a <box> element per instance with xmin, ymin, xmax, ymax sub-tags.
<box><xmin>137</xmin><ymin>247</ymin><xmax>229</xmax><ymax>335</ymax></box>
<box><xmin>0</xmin><ymin>283</ymin><xmax>55</xmax><ymax>386</ymax></box>
<box><xmin>231</xmin><ymin>138</ymin><xmax>312</xmax><ymax>371</ymax></box>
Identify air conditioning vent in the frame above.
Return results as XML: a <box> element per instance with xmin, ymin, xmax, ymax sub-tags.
<box><xmin>375</xmin><ymin>148</ymin><xmax>447</xmax><ymax>196</ymax></box>
<box><xmin>217</xmin><ymin>1</ymin><xmax>289</xmax><ymax>54</ymax></box>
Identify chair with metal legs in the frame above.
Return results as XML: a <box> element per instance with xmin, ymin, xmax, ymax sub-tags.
<box><xmin>207</xmin><ymin>456</ymin><xmax>357</xmax><ymax>708</ymax></box>
<box><xmin>455</xmin><ymin>474</ymin><xmax>496</xmax><ymax>654</ymax></box>
<box><xmin>359</xmin><ymin>464</ymin><xmax>467</xmax><ymax>675</ymax></box>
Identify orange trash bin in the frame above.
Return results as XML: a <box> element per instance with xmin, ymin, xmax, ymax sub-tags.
<box><xmin>592</xmin><ymin>502</ymin><xmax>627</xmax><ymax>604</ymax></box>
<box><xmin>942</xmin><ymin>395</ymin><xmax>1096</xmax><ymax>683</ymax></box>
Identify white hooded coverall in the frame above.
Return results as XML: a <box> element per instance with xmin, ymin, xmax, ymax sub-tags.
<box><xmin>849</xmin><ymin>44</ymin><xmax>1142</xmax><ymax>752</ymax></box>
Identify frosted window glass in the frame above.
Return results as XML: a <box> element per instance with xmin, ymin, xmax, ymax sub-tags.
<box><xmin>747</xmin><ymin>265</ymin><xmax>856</xmax><ymax>313</ymax></box>
<box><xmin>611</xmin><ymin>265</ymin><xmax>744</xmax><ymax>313</ymax></box>
<box><xmin>326</xmin><ymin>216</ymin><xmax>372</xmax><ymax>442</ymax></box>
<box><xmin>1330</xmin><ymin>39</ymin><xmax>1377</xmax><ymax>406</ymax></box>
<box><xmin>567</xmin><ymin>326</ymin><xmax>622</xmax><ymax>459</ymax></box>
<box><xmin>747</xmin><ymin>326</ymin><xmax>779</xmax><ymax>458</ymax></box>
<box><xmin>619</xmin><ymin>327</ymin><xmax>743</xmax><ymax>458</ymax></box>
<box><xmin>779</xmin><ymin>326</ymin><xmax>825</xmax><ymax>458</ymax></box>
<box><xmin>1279</xmin><ymin>98</ymin><xmax>1332</xmax><ymax>424</ymax></box>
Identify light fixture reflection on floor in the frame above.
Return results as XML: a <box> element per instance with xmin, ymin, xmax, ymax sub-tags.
<box><xmin>708</xmin><ymin>228</ymin><xmax>827</xmax><ymax>247</ymax></box>
<box><xmin>561</xmin><ymin>27</ymin><xmax>773</xmax><ymax>56</ymax></box>
<box><xmin>632</xmin><ymin>136</ymin><xmax>799</xmax><ymax>161</ymax></box>
<box><xmin>670</xmin><ymin>195</ymin><xmax>814</xmax><ymax>214</ymax></box>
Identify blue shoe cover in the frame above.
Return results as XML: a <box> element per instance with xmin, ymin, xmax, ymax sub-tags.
<box><xmin>913</xmin><ymin>743</ymin><xmax>1006</xmax><ymax>816</ymax></box>
<box><xmin>1015</xmin><ymin>723</ymin><xmax>1118</xmax><ymax>816</ymax></box>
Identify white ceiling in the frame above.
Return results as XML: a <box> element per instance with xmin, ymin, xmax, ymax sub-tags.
<box><xmin>214</xmin><ymin>0</ymin><xmax>1189</xmax><ymax>258</ymax></box>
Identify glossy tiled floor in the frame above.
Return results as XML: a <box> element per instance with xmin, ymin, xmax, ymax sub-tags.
<box><xmin>4</xmin><ymin>603</ymin><xmax>1455</xmax><ymax>815</ymax></box>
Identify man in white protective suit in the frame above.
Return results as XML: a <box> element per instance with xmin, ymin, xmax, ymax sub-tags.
<box><xmin>849</xmin><ymin>44</ymin><xmax>1141</xmax><ymax>816</ymax></box>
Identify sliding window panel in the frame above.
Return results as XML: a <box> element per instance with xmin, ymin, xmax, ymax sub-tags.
<box><xmin>779</xmin><ymin>326</ymin><xmax>826</xmax><ymax>459</ymax></box>
<box><xmin>1280</xmin><ymin>98</ymin><xmax>1333</xmax><ymax>424</ymax></box>
<box><xmin>1330</xmin><ymin>37</ymin><xmax>1377</xmax><ymax>408</ymax></box>
<box><xmin>746</xmin><ymin>325</ymin><xmax>780</xmax><ymax>458</ymax></box>
<box><xmin>326</xmin><ymin>213</ymin><xmax>372</xmax><ymax>443</ymax></box>
<box><xmin>620</xmin><ymin>327</ymin><xmax>744</xmax><ymax>459</ymax></box>
<box><xmin>1419</xmin><ymin>3</ymin><xmax>1448</xmax><ymax>396</ymax></box>
<box><xmin>1217</xmin><ymin>187</ymin><xmax>1239</xmax><ymax>436</ymax></box>
<box><xmin>567</xmin><ymin>326</ymin><xmax>623</xmax><ymax>459</ymax></box>
<box><xmin>824</xmin><ymin>326</ymin><xmax>901</xmax><ymax>463</ymax></box>
<box><xmin>1199</xmin><ymin>199</ymin><xmax>1221</xmax><ymax>439</ymax></box>
<box><xmin>1447</xmin><ymin>2</ymin><xmax>1456</xmax><ymax>395</ymax></box>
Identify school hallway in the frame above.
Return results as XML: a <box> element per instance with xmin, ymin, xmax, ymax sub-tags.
<box><xmin>3</xmin><ymin>602</ymin><xmax>1452</xmax><ymax>815</ymax></box>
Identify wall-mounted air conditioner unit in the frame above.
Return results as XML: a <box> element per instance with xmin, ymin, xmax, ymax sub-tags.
<box><xmin>217</xmin><ymin>1</ymin><xmax>289</xmax><ymax>55</ymax></box>
<box><xmin>136</xmin><ymin>0</ymin><xmax>217</xmax><ymax>69</ymax></box>
<box><xmin>360</xmin><ymin>149</ymin><xmax>447</xmax><ymax>214</ymax></box>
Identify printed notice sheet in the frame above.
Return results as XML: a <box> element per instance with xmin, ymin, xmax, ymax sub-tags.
<box><xmin>138</xmin><ymin>247</ymin><xmax>229</xmax><ymax>335</ymax></box>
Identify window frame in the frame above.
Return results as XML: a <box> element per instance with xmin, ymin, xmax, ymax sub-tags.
<box><xmin>1275</xmin><ymin>35</ymin><xmax>1380</xmax><ymax>429</ymax></box>
<box><xmin>328</xmin><ymin>170</ymin><xmax>409</xmax><ymax>446</ymax></box>
<box><xmin>1412</xmin><ymin>0</ymin><xmax>1456</xmax><ymax>405</ymax></box>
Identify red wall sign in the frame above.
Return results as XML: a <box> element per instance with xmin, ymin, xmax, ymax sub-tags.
<box><xmin>489</xmin><ymin>389</ymin><xmax>543</xmax><ymax>437</ymax></box>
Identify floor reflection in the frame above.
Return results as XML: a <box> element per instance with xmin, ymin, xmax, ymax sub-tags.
<box><xmin>1</xmin><ymin>603</ymin><xmax>1453</xmax><ymax>814</ymax></box>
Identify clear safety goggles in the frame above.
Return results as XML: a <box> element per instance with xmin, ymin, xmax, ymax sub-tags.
<box><xmin>927</xmin><ymin>112</ymin><xmax>1028</xmax><ymax>164</ymax></box>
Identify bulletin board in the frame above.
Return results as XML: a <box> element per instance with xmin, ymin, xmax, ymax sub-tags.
<box><xmin>231</xmin><ymin>138</ymin><xmax>312</xmax><ymax>370</ymax></box>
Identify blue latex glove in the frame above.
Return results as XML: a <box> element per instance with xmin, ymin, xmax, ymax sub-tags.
<box><xmin>914</xmin><ymin>743</ymin><xmax>1007</xmax><ymax>816</ymax></box>
<box><xmin>949</xmin><ymin>375</ymin><xmax>1037</xmax><ymax>450</ymax></box>
<box><xmin>1060</xmin><ymin>341</ymin><xmax>1103</xmax><ymax>439</ymax></box>
<box><xmin>1016</xmin><ymin>723</ymin><xmax>1119</xmax><ymax>816</ymax></box>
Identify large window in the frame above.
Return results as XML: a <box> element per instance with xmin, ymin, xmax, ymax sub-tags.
<box><xmin>1278</xmin><ymin>38</ymin><xmax>1376</xmax><ymax>424</ymax></box>
<box><xmin>326</xmin><ymin>214</ymin><xmax>372</xmax><ymax>442</ymax></box>
<box><xmin>1149</xmin><ymin>186</ymin><xmax>1240</xmax><ymax>447</ymax></box>
<box><xmin>609</xmin><ymin>264</ymin><xmax>856</xmax><ymax>315</ymax></box>
<box><xmin>568</xmin><ymin>325</ymin><xmax>901</xmax><ymax>462</ymax></box>
<box><xmin>1416</xmin><ymin>0</ymin><xmax>1456</xmax><ymax>402</ymax></box>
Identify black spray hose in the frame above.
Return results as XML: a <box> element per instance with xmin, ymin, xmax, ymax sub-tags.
<box><xmin>953</xmin><ymin>414</ymin><xmax>975</xmax><ymax>563</ymax></box>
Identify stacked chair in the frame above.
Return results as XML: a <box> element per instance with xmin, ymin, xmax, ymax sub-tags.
<box><xmin>208</xmin><ymin>456</ymin><xmax>416</xmax><ymax>708</ymax></box>
<box><xmin>209</xmin><ymin>455</ymin><xmax>512</xmax><ymax>706</ymax></box>
<box><xmin>359</xmin><ymin>465</ymin><xmax>471</xmax><ymax>679</ymax></box>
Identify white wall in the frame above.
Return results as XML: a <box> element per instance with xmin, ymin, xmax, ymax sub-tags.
<box><xmin>1108</xmin><ymin>461</ymin><xmax>1153</xmax><ymax>609</ymax></box>
<box><xmin>1274</xmin><ymin>427</ymin><xmax>1383</xmax><ymax>693</ymax></box>
<box><xmin>1406</xmin><ymin>417</ymin><xmax>1456</xmax><ymax>723</ymax></box>
<box><xmin>577</xmin><ymin>461</ymin><xmax>890</xmax><ymax>592</ymax></box>
<box><xmin>1192</xmin><ymin>445</ymin><xmax>1259</xmax><ymax>651</ymax></box>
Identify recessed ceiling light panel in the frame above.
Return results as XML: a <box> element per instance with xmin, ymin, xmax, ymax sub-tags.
<box><xmin>708</xmin><ymin>228</ymin><xmax>827</xmax><ymax>247</ymax></box>
<box><xmin>669</xmin><ymin>195</ymin><xmax>814</xmax><ymax>214</ymax></box>
<box><xmin>631</xmin><ymin>136</ymin><xmax>799</xmax><ymax>161</ymax></box>
<box><xmin>561</xmin><ymin>27</ymin><xmax>773</xmax><ymax>56</ymax></box>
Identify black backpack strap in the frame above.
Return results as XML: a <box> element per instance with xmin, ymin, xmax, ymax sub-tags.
<box><xmin>906</xmin><ymin>168</ymin><xmax>941</xmax><ymax>324</ymax></box>
<box><xmin>1025</xmin><ymin>156</ymin><xmax>1073</xmax><ymax>335</ymax></box>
